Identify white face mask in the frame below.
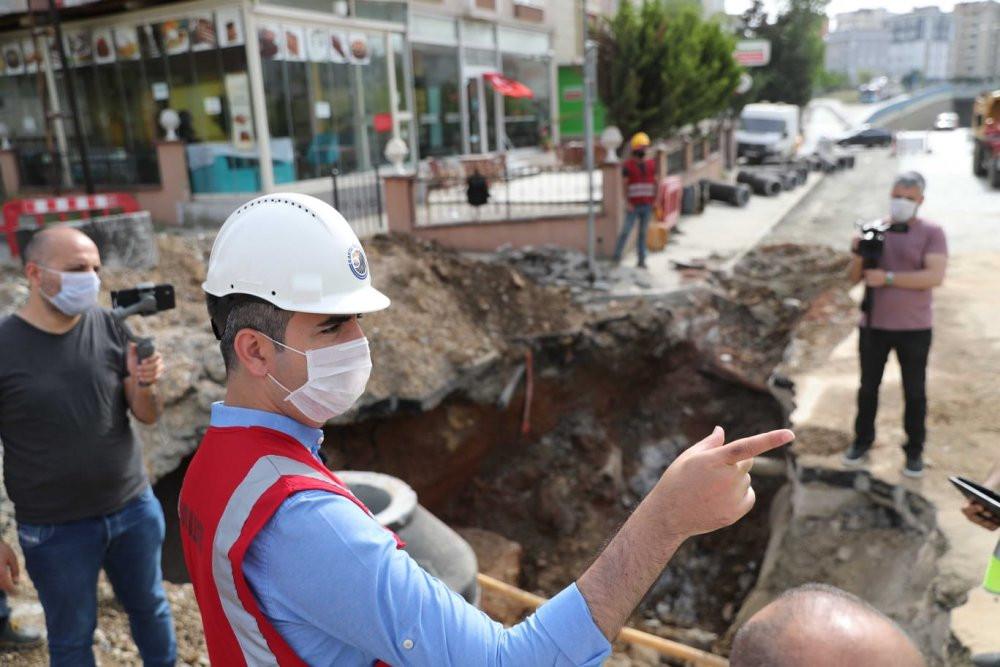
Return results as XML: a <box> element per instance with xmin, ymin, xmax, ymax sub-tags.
<box><xmin>265</xmin><ymin>335</ymin><xmax>372</xmax><ymax>423</ymax></box>
<box><xmin>889</xmin><ymin>197</ymin><xmax>919</xmax><ymax>223</ymax></box>
<box><xmin>39</xmin><ymin>267</ymin><xmax>100</xmax><ymax>316</ymax></box>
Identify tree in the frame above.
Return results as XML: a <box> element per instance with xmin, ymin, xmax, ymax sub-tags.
<box><xmin>593</xmin><ymin>0</ymin><xmax>743</xmax><ymax>140</ymax></box>
<box><xmin>740</xmin><ymin>0</ymin><xmax>829</xmax><ymax>107</ymax></box>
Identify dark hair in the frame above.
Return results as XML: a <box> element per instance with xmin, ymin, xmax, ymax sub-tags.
<box><xmin>893</xmin><ymin>171</ymin><xmax>925</xmax><ymax>193</ymax></box>
<box><xmin>209</xmin><ymin>296</ymin><xmax>293</xmax><ymax>373</ymax></box>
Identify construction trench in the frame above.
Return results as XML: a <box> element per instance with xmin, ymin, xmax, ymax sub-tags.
<box><xmin>0</xmin><ymin>230</ymin><xmax>964</xmax><ymax>665</ymax></box>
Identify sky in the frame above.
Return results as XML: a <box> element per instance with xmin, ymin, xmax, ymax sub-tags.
<box><xmin>723</xmin><ymin>0</ymin><xmax>958</xmax><ymax>22</ymax></box>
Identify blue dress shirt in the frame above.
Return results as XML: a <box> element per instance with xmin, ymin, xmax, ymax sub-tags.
<box><xmin>211</xmin><ymin>403</ymin><xmax>612</xmax><ymax>666</ymax></box>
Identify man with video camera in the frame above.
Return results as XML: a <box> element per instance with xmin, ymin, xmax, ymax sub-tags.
<box><xmin>0</xmin><ymin>227</ymin><xmax>176</xmax><ymax>665</ymax></box>
<box><xmin>841</xmin><ymin>171</ymin><xmax>948</xmax><ymax>478</ymax></box>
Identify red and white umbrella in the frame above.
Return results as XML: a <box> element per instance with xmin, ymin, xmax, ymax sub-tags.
<box><xmin>483</xmin><ymin>73</ymin><xmax>533</xmax><ymax>99</ymax></box>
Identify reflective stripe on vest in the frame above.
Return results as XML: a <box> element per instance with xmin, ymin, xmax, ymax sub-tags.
<box><xmin>624</xmin><ymin>158</ymin><xmax>657</xmax><ymax>204</ymax></box>
<box><xmin>214</xmin><ymin>456</ymin><xmax>334</xmax><ymax>664</ymax></box>
<box><xmin>985</xmin><ymin>539</ymin><xmax>1000</xmax><ymax>595</ymax></box>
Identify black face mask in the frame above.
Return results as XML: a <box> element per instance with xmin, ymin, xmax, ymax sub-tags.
<box><xmin>634</xmin><ymin>150</ymin><xmax>646</xmax><ymax>159</ymax></box>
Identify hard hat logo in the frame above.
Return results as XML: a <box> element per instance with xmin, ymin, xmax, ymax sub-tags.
<box><xmin>348</xmin><ymin>246</ymin><xmax>369</xmax><ymax>280</ymax></box>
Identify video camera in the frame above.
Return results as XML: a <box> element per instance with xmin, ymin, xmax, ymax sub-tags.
<box><xmin>855</xmin><ymin>219</ymin><xmax>890</xmax><ymax>267</ymax></box>
<box><xmin>110</xmin><ymin>283</ymin><xmax>176</xmax><ymax>368</ymax></box>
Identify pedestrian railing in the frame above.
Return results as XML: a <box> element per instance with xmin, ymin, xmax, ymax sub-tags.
<box><xmin>413</xmin><ymin>164</ymin><xmax>604</xmax><ymax>227</ymax></box>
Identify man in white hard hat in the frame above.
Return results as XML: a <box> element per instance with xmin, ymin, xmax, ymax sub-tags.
<box><xmin>179</xmin><ymin>192</ymin><xmax>794</xmax><ymax>666</ymax></box>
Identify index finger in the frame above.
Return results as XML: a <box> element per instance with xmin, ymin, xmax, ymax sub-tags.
<box><xmin>714</xmin><ymin>429</ymin><xmax>794</xmax><ymax>465</ymax></box>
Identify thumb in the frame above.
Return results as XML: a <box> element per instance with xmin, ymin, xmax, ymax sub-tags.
<box><xmin>688</xmin><ymin>426</ymin><xmax>725</xmax><ymax>454</ymax></box>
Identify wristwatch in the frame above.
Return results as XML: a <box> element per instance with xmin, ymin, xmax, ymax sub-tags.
<box><xmin>885</xmin><ymin>271</ymin><xmax>895</xmax><ymax>286</ymax></box>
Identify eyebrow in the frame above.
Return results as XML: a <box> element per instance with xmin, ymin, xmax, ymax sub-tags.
<box><xmin>317</xmin><ymin>315</ymin><xmax>353</xmax><ymax>329</ymax></box>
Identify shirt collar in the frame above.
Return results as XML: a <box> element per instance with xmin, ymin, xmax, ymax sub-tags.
<box><xmin>210</xmin><ymin>402</ymin><xmax>324</xmax><ymax>456</ymax></box>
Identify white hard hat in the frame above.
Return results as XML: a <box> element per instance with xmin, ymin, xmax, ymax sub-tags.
<box><xmin>203</xmin><ymin>193</ymin><xmax>390</xmax><ymax>322</ymax></box>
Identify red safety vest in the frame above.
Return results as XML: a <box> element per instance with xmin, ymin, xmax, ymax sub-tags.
<box><xmin>624</xmin><ymin>157</ymin><xmax>657</xmax><ymax>205</ymax></box>
<box><xmin>179</xmin><ymin>425</ymin><xmax>402</xmax><ymax>667</ymax></box>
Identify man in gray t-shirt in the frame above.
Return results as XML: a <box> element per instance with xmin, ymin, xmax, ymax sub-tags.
<box><xmin>0</xmin><ymin>227</ymin><xmax>176</xmax><ymax>665</ymax></box>
<box><xmin>841</xmin><ymin>171</ymin><xmax>948</xmax><ymax>478</ymax></box>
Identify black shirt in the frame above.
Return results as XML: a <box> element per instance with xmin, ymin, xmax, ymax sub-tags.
<box><xmin>0</xmin><ymin>307</ymin><xmax>147</xmax><ymax>523</ymax></box>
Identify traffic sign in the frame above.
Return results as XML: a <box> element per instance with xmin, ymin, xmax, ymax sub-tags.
<box><xmin>734</xmin><ymin>40</ymin><xmax>771</xmax><ymax>67</ymax></box>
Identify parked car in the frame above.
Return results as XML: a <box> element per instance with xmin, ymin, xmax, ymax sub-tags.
<box><xmin>836</xmin><ymin>125</ymin><xmax>893</xmax><ymax>148</ymax></box>
<box><xmin>933</xmin><ymin>111</ymin><xmax>959</xmax><ymax>131</ymax></box>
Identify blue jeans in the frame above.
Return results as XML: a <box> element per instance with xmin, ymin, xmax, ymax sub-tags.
<box><xmin>613</xmin><ymin>203</ymin><xmax>653</xmax><ymax>265</ymax></box>
<box><xmin>17</xmin><ymin>487</ymin><xmax>176</xmax><ymax>667</ymax></box>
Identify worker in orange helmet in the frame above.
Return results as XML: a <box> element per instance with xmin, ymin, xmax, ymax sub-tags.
<box><xmin>612</xmin><ymin>131</ymin><xmax>658</xmax><ymax>268</ymax></box>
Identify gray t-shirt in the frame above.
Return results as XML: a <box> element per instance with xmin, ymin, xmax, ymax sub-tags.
<box><xmin>0</xmin><ymin>307</ymin><xmax>147</xmax><ymax>523</ymax></box>
<box><xmin>859</xmin><ymin>217</ymin><xmax>948</xmax><ymax>331</ymax></box>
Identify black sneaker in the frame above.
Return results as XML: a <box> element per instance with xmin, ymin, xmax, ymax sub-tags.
<box><xmin>0</xmin><ymin>619</ymin><xmax>43</xmax><ymax>650</ymax></box>
<box><xmin>841</xmin><ymin>442</ymin><xmax>869</xmax><ymax>466</ymax></box>
<box><xmin>903</xmin><ymin>455</ymin><xmax>924</xmax><ymax>479</ymax></box>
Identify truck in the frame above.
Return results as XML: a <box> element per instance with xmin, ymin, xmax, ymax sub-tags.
<box><xmin>735</xmin><ymin>103</ymin><xmax>801</xmax><ymax>164</ymax></box>
<box><xmin>972</xmin><ymin>88</ymin><xmax>1000</xmax><ymax>189</ymax></box>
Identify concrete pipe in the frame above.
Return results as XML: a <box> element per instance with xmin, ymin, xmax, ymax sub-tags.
<box><xmin>704</xmin><ymin>180</ymin><xmax>751</xmax><ymax>207</ymax></box>
<box><xmin>336</xmin><ymin>470</ymin><xmax>481</xmax><ymax>606</ymax></box>
<box><xmin>736</xmin><ymin>171</ymin><xmax>783</xmax><ymax>197</ymax></box>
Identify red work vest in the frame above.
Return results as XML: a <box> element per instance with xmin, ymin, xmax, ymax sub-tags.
<box><xmin>179</xmin><ymin>425</ymin><xmax>402</xmax><ymax>667</ymax></box>
<box><xmin>624</xmin><ymin>157</ymin><xmax>657</xmax><ymax>205</ymax></box>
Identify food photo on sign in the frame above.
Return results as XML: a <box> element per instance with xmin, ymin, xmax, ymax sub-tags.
<box><xmin>191</xmin><ymin>14</ymin><xmax>217</xmax><ymax>51</ymax></box>
<box><xmin>216</xmin><ymin>8</ymin><xmax>244</xmax><ymax>48</ymax></box>
<box><xmin>329</xmin><ymin>30</ymin><xmax>348</xmax><ymax>63</ymax></box>
<box><xmin>258</xmin><ymin>22</ymin><xmax>283</xmax><ymax>59</ymax></box>
<box><xmin>347</xmin><ymin>32</ymin><xmax>369</xmax><ymax>65</ymax></box>
<box><xmin>160</xmin><ymin>19</ymin><xmax>189</xmax><ymax>55</ymax></box>
<box><xmin>65</xmin><ymin>29</ymin><xmax>92</xmax><ymax>66</ymax></box>
<box><xmin>92</xmin><ymin>27</ymin><xmax>116</xmax><ymax>64</ymax></box>
<box><xmin>114</xmin><ymin>26</ymin><xmax>140</xmax><ymax>61</ymax></box>
<box><xmin>3</xmin><ymin>42</ymin><xmax>23</xmax><ymax>75</ymax></box>
<box><xmin>20</xmin><ymin>37</ymin><xmax>39</xmax><ymax>73</ymax></box>
<box><xmin>307</xmin><ymin>27</ymin><xmax>329</xmax><ymax>62</ymax></box>
<box><xmin>284</xmin><ymin>25</ymin><xmax>305</xmax><ymax>62</ymax></box>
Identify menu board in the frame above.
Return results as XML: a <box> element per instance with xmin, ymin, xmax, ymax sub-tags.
<box><xmin>225</xmin><ymin>71</ymin><xmax>254</xmax><ymax>150</ymax></box>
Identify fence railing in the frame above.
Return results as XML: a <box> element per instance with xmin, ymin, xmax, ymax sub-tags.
<box><xmin>331</xmin><ymin>165</ymin><xmax>386</xmax><ymax>238</ymax></box>
<box><xmin>413</xmin><ymin>164</ymin><xmax>603</xmax><ymax>227</ymax></box>
<box><xmin>13</xmin><ymin>138</ymin><xmax>160</xmax><ymax>191</ymax></box>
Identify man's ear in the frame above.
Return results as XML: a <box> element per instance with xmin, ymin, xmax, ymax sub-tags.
<box><xmin>233</xmin><ymin>329</ymin><xmax>274</xmax><ymax>378</ymax></box>
<box><xmin>23</xmin><ymin>262</ymin><xmax>44</xmax><ymax>288</ymax></box>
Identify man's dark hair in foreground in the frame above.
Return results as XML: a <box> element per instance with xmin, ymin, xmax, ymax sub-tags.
<box><xmin>730</xmin><ymin>583</ymin><xmax>926</xmax><ymax>667</ymax></box>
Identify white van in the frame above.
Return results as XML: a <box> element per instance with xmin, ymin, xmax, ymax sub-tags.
<box><xmin>736</xmin><ymin>103</ymin><xmax>801</xmax><ymax>163</ymax></box>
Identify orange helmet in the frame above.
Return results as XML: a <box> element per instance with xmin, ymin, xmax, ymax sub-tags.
<box><xmin>630</xmin><ymin>132</ymin><xmax>651</xmax><ymax>150</ymax></box>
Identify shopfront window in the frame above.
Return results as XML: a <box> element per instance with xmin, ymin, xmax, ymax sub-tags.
<box><xmin>259</xmin><ymin>22</ymin><xmax>392</xmax><ymax>179</ymax></box>
<box><xmin>412</xmin><ymin>44</ymin><xmax>461</xmax><ymax>157</ymax></box>
<box><xmin>501</xmin><ymin>53</ymin><xmax>551</xmax><ymax>149</ymax></box>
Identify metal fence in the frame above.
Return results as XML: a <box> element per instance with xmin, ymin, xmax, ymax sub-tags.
<box><xmin>413</xmin><ymin>164</ymin><xmax>603</xmax><ymax>227</ymax></box>
<box><xmin>14</xmin><ymin>138</ymin><xmax>160</xmax><ymax>191</ymax></box>
<box><xmin>331</xmin><ymin>165</ymin><xmax>386</xmax><ymax>238</ymax></box>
